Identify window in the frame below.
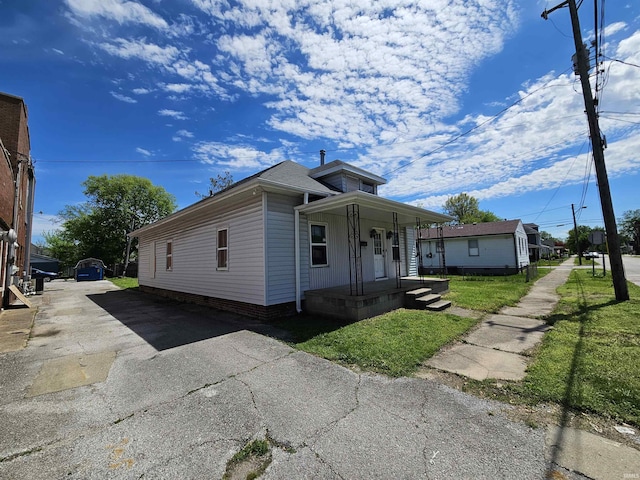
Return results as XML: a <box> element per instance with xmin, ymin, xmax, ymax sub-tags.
<box><xmin>166</xmin><ymin>240</ymin><xmax>173</xmax><ymax>271</ymax></box>
<box><xmin>217</xmin><ymin>228</ymin><xmax>228</xmax><ymax>270</ymax></box>
<box><xmin>468</xmin><ymin>238</ymin><xmax>479</xmax><ymax>256</ymax></box>
<box><xmin>360</xmin><ymin>181</ymin><xmax>375</xmax><ymax>194</ymax></box>
<box><xmin>310</xmin><ymin>223</ymin><xmax>328</xmax><ymax>267</ymax></box>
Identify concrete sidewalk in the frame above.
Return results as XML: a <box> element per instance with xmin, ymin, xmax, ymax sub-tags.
<box><xmin>428</xmin><ymin>258</ymin><xmax>574</xmax><ymax>382</ymax></box>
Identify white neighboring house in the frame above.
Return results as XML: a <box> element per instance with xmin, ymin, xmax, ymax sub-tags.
<box><xmin>129</xmin><ymin>159</ymin><xmax>451</xmax><ymax>320</ymax></box>
<box><xmin>413</xmin><ymin>220</ymin><xmax>530</xmax><ymax>275</ymax></box>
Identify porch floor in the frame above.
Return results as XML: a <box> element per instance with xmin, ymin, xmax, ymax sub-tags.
<box><xmin>303</xmin><ymin>276</ymin><xmax>449</xmax><ymax>321</ymax></box>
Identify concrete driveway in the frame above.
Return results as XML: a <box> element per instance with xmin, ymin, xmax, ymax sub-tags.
<box><xmin>1</xmin><ymin>280</ymin><xmax>558</xmax><ymax>478</ymax></box>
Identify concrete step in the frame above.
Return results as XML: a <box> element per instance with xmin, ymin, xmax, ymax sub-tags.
<box><xmin>425</xmin><ymin>300</ymin><xmax>452</xmax><ymax>311</ymax></box>
<box><xmin>405</xmin><ymin>288</ymin><xmax>432</xmax><ymax>298</ymax></box>
<box><xmin>415</xmin><ymin>293</ymin><xmax>441</xmax><ymax>306</ymax></box>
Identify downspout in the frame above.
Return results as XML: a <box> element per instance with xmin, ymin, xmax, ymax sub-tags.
<box><xmin>295</xmin><ymin>192</ymin><xmax>309</xmax><ymax>313</ymax></box>
<box><xmin>22</xmin><ymin>161</ymin><xmax>35</xmax><ymax>280</ymax></box>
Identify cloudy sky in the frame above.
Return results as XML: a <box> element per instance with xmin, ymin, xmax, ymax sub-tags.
<box><xmin>1</xmin><ymin>0</ymin><xmax>639</xmax><ymax>242</ymax></box>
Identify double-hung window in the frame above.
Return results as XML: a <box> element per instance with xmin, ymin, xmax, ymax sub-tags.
<box><xmin>468</xmin><ymin>238</ymin><xmax>479</xmax><ymax>256</ymax></box>
<box><xmin>310</xmin><ymin>223</ymin><xmax>328</xmax><ymax>267</ymax></box>
<box><xmin>166</xmin><ymin>240</ymin><xmax>173</xmax><ymax>271</ymax></box>
<box><xmin>217</xmin><ymin>228</ymin><xmax>228</xmax><ymax>270</ymax></box>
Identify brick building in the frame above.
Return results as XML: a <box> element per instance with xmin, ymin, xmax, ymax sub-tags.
<box><xmin>1</xmin><ymin>92</ymin><xmax>36</xmax><ymax>307</ymax></box>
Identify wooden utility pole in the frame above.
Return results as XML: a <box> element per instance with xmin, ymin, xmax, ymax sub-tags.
<box><xmin>542</xmin><ymin>0</ymin><xmax>629</xmax><ymax>301</ymax></box>
<box><xmin>571</xmin><ymin>203</ymin><xmax>583</xmax><ymax>266</ymax></box>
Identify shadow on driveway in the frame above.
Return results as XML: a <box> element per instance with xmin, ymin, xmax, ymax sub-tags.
<box><xmin>87</xmin><ymin>289</ymin><xmax>293</xmax><ymax>351</ymax></box>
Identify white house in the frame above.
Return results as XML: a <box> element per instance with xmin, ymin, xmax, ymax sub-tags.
<box><xmin>414</xmin><ymin>220</ymin><xmax>530</xmax><ymax>275</ymax></box>
<box><xmin>130</xmin><ymin>158</ymin><xmax>451</xmax><ymax>320</ymax></box>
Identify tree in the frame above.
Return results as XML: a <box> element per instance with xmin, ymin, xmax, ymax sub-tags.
<box><xmin>566</xmin><ymin>225</ymin><xmax>593</xmax><ymax>255</ymax></box>
<box><xmin>50</xmin><ymin>175</ymin><xmax>177</xmax><ymax>270</ymax></box>
<box><xmin>196</xmin><ymin>171</ymin><xmax>234</xmax><ymax>198</ymax></box>
<box><xmin>619</xmin><ymin>209</ymin><xmax>640</xmax><ymax>255</ymax></box>
<box><xmin>42</xmin><ymin>230</ymin><xmax>79</xmax><ymax>273</ymax></box>
<box><xmin>442</xmin><ymin>193</ymin><xmax>500</xmax><ymax>224</ymax></box>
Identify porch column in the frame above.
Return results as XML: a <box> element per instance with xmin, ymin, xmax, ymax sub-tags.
<box><xmin>392</xmin><ymin>212</ymin><xmax>401</xmax><ymax>288</ymax></box>
<box><xmin>346</xmin><ymin>204</ymin><xmax>363</xmax><ymax>295</ymax></box>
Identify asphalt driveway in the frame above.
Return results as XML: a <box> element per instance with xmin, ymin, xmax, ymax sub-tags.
<box><xmin>1</xmin><ymin>279</ymin><xmax>555</xmax><ymax>478</ymax></box>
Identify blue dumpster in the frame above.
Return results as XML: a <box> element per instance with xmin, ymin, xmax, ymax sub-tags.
<box><xmin>74</xmin><ymin>258</ymin><xmax>106</xmax><ymax>281</ymax></box>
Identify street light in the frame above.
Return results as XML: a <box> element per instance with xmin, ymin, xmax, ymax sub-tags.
<box><xmin>572</xmin><ymin>204</ymin><xmax>587</xmax><ymax>265</ymax></box>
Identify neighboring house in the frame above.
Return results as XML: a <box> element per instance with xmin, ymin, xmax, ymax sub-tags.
<box><xmin>415</xmin><ymin>220</ymin><xmax>530</xmax><ymax>275</ymax></box>
<box><xmin>130</xmin><ymin>157</ymin><xmax>451</xmax><ymax>320</ymax></box>
<box><xmin>30</xmin><ymin>252</ymin><xmax>60</xmax><ymax>273</ymax></box>
<box><xmin>524</xmin><ymin>223</ymin><xmax>542</xmax><ymax>262</ymax></box>
<box><xmin>0</xmin><ymin>92</ymin><xmax>36</xmax><ymax>308</ymax></box>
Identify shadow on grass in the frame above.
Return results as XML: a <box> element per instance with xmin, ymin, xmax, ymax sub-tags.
<box><xmin>544</xmin><ymin>298</ymin><xmax>620</xmax><ymax>326</ymax></box>
<box><xmin>546</xmin><ymin>270</ymin><xmax>589</xmax><ymax>477</ymax></box>
<box><xmin>272</xmin><ymin>314</ymin><xmax>354</xmax><ymax>344</ymax></box>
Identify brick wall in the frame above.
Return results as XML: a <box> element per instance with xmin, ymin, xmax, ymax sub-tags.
<box><xmin>0</xmin><ymin>92</ymin><xmax>32</xmax><ymax>299</ymax></box>
<box><xmin>0</xmin><ymin>145</ymin><xmax>12</xmax><ymax>229</ymax></box>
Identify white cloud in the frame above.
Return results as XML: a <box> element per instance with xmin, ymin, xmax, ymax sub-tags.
<box><xmin>110</xmin><ymin>91</ymin><xmax>137</xmax><ymax>103</ymax></box>
<box><xmin>172</xmin><ymin>129</ymin><xmax>195</xmax><ymax>142</ymax></box>
<box><xmin>31</xmin><ymin>214</ymin><xmax>62</xmax><ymax>242</ymax></box>
<box><xmin>136</xmin><ymin>147</ymin><xmax>152</xmax><ymax>156</ymax></box>
<box><xmin>52</xmin><ymin>48</ymin><xmax>64</xmax><ymax>55</ymax></box>
<box><xmin>158</xmin><ymin>109</ymin><xmax>187</xmax><ymax>120</ymax></box>
<box><xmin>192</xmin><ymin>141</ymin><xmax>288</xmax><ymax>169</ymax></box>
<box><xmin>99</xmin><ymin>38</ymin><xmax>179</xmax><ymax>66</ymax></box>
<box><xmin>132</xmin><ymin>87</ymin><xmax>151</xmax><ymax>94</ymax></box>
<box><xmin>161</xmin><ymin>83</ymin><xmax>193</xmax><ymax>93</ymax></box>
<box><xmin>64</xmin><ymin>0</ymin><xmax>168</xmax><ymax>30</ymax></box>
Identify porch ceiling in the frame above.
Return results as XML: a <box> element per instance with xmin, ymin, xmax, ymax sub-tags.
<box><xmin>295</xmin><ymin>191</ymin><xmax>452</xmax><ymax>226</ymax></box>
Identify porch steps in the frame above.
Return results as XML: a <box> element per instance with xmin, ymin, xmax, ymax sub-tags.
<box><xmin>424</xmin><ymin>299</ymin><xmax>452</xmax><ymax>311</ymax></box>
<box><xmin>404</xmin><ymin>288</ymin><xmax>451</xmax><ymax>311</ymax></box>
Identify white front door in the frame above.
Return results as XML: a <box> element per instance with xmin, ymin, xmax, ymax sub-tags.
<box><xmin>373</xmin><ymin>229</ymin><xmax>386</xmax><ymax>279</ymax></box>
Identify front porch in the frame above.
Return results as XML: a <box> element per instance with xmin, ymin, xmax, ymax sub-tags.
<box><xmin>303</xmin><ymin>277</ymin><xmax>449</xmax><ymax>322</ymax></box>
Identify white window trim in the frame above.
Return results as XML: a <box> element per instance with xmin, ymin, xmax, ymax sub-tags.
<box><xmin>217</xmin><ymin>227</ymin><xmax>229</xmax><ymax>271</ymax></box>
<box><xmin>309</xmin><ymin>222</ymin><xmax>329</xmax><ymax>268</ymax></box>
<box><xmin>166</xmin><ymin>239</ymin><xmax>173</xmax><ymax>271</ymax></box>
<box><xmin>468</xmin><ymin>238</ymin><xmax>480</xmax><ymax>256</ymax></box>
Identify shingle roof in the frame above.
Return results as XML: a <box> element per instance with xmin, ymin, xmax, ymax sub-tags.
<box><xmin>258</xmin><ymin>160</ymin><xmax>338</xmax><ymax>194</ymax></box>
<box><xmin>418</xmin><ymin>220</ymin><xmax>523</xmax><ymax>239</ymax></box>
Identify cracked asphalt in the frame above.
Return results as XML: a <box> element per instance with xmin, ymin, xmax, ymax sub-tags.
<box><xmin>0</xmin><ymin>280</ymin><xmax>553</xmax><ymax>479</ymax></box>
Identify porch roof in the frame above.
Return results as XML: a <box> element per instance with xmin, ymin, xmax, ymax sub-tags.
<box><xmin>294</xmin><ymin>190</ymin><xmax>452</xmax><ymax>225</ymax></box>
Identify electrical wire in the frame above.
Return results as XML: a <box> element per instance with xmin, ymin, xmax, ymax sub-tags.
<box><xmin>532</xmin><ymin>138</ymin><xmax>589</xmax><ymax>222</ymax></box>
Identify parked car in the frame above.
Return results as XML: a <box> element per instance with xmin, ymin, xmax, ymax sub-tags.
<box><xmin>31</xmin><ymin>268</ymin><xmax>58</xmax><ymax>282</ymax></box>
<box><xmin>582</xmin><ymin>252</ymin><xmax>599</xmax><ymax>259</ymax></box>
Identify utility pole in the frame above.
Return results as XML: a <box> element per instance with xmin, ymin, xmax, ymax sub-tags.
<box><xmin>571</xmin><ymin>203</ymin><xmax>583</xmax><ymax>266</ymax></box>
<box><xmin>542</xmin><ymin>0</ymin><xmax>629</xmax><ymax>301</ymax></box>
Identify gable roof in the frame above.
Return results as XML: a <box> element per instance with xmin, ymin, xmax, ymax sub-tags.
<box><xmin>419</xmin><ymin>220</ymin><xmax>523</xmax><ymax>239</ymax></box>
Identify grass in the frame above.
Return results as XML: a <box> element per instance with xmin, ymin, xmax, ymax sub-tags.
<box><xmin>288</xmin><ymin>309</ymin><xmax>478</xmax><ymax>377</ymax></box>
<box><xmin>516</xmin><ymin>270</ymin><xmax>640</xmax><ymax>425</ymax></box>
<box><xmin>443</xmin><ymin>269</ymin><xmax>550</xmax><ymax>313</ymax></box>
<box><xmin>574</xmin><ymin>256</ymin><xmax>599</xmax><ymax>266</ymax></box>
<box><xmin>223</xmin><ymin>439</ymin><xmax>271</xmax><ymax>480</ymax></box>
<box><xmin>108</xmin><ymin>277</ymin><xmax>139</xmax><ymax>290</ymax></box>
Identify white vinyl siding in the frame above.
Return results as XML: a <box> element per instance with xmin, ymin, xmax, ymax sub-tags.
<box><xmin>137</xmin><ymin>195</ymin><xmax>266</xmax><ymax>305</ymax></box>
<box><xmin>265</xmin><ymin>193</ymin><xmax>299</xmax><ymax>305</ymax></box>
<box><xmin>421</xmin><ymin>235</ymin><xmax>518</xmax><ymax>269</ymax></box>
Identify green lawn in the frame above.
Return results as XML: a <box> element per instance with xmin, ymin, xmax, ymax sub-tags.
<box><xmin>285</xmin><ymin>309</ymin><xmax>478</xmax><ymax>377</ymax></box>
<box><xmin>108</xmin><ymin>277</ymin><xmax>139</xmax><ymax>290</ymax></box>
<box><xmin>517</xmin><ymin>270</ymin><xmax>640</xmax><ymax>425</ymax></box>
<box><xmin>443</xmin><ymin>269</ymin><xmax>550</xmax><ymax>313</ymax></box>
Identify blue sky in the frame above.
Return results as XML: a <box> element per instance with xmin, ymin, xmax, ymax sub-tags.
<box><xmin>1</xmin><ymin>0</ymin><xmax>639</xmax><ymax>243</ymax></box>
